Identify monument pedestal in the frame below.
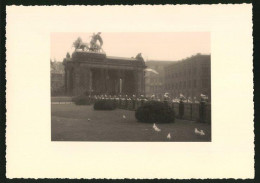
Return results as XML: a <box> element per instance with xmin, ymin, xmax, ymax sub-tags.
<box><xmin>64</xmin><ymin>51</ymin><xmax>146</xmax><ymax>96</ymax></box>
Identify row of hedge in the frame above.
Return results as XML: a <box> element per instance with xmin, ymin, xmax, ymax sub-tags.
<box><xmin>72</xmin><ymin>95</ymin><xmax>209</xmax><ymax>123</ymax></box>
<box><xmin>93</xmin><ymin>100</ymin><xmax>175</xmax><ymax>123</ymax></box>
<box><xmin>135</xmin><ymin>101</ymin><xmax>175</xmax><ymax>123</ymax></box>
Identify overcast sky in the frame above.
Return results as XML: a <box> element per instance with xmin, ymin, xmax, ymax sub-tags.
<box><xmin>51</xmin><ymin>32</ymin><xmax>210</xmax><ymax>62</ymax></box>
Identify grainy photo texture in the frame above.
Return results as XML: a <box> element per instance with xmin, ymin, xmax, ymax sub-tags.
<box><xmin>51</xmin><ymin>32</ymin><xmax>211</xmax><ymax>141</ymax></box>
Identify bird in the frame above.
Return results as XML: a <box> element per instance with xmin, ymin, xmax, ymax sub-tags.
<box><xmin>195</xmin><ymin>128</ymin><xmax>200</xmax><ymax>134</ymax></box>
<box><xmin>200</xmin><ymin>130</ymin><xmax>205</xmax><ymax>136</ymax></box>
<box><xmin>195</xmin><ymin>128</ymin><xmax>205</xmax><ymax>136</ymax></box>
<box><xmin>153</xmin><ymin>123</ymin><xmax>161</xmax><ymax>132</ymax></box>
<box><xmin>123</xmin><ymin>115</ymin><xmax>126</xmax><ymax>119</ymax></box>
<box><xmin>88</xmin><ymin>118</ymin><xmax>91</xmax><ymax>121</ymax></box>
<box><xmin>167</xmin><ymin>133</ymin><xmax>171</xmax><ymax>139</ymax></box>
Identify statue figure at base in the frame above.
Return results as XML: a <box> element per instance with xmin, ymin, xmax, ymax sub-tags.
<box><xmin>135</xmin><ymin>53</ymin><xmax>144</xmax><ymax>61</ymax></box>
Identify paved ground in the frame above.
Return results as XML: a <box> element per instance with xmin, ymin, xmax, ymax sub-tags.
<box><xmin>51</xmin><ymin>104</ymin><xmax>211</xmax><ymax>141</ymax></box>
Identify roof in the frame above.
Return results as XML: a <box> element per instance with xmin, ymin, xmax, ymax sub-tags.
<box><xmin>107</xmin><ymin>56</ymin><xmax>137</xmax><ymax>61</ymax></box>
<box><xmin>145</xmin><ymin>60</ymin><xmax>176</xmax><ymax>66</ymax></box>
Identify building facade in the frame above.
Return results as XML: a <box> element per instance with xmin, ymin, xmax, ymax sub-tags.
<box><xmin>164</xmin><ymin>54</ymin><xmax>211</xmax><ymax>101</ymax></box>
<box><xmin>51</xmin><ymin>60</ymin><xmax>65</xmax><ymax>96</ymax></box>
<box><xmin>145</xmin><ymin>61</ymin><xmax>174</xmax><ymax>98</ymax></box>
<box><xmin>63</xmin><ymin>51</ymin><xmax>146</xmax><ymax>96</ymax></box>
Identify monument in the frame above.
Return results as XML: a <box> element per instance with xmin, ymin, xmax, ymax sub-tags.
<box><xmin>63</xmin><ymin>33</ymin><xmax>146</xmax><ymax>96</ymax></box>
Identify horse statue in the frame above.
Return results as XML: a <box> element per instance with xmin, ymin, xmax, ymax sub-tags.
<box><xmin>72</xmin><ymin>32</ymin><xmax>104</xmax><ymax>52</ymax></box>
<box><xmin>72</xmin><ymin>37</ymin><xmax>90</xmax><ymax>51</ymax></box>
<box><xmin>89</xmin><ymin>32</ymin><xmax>103</xmax><ymax>52</ymax></box>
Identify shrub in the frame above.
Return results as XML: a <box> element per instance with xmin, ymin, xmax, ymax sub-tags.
<box><xmin>94</xmin><ymin>100</ymin><xmax>116</xmax><ymax>110</ymax></box>
<box><xmin>135</xmin><ymin>101</ymin><xmax>175</xmax><ymax>123</ymax></box>
<box><xmin>72</xmin><ymin>95</ymin><xmax>91</xmax><ymax>105</ymax></box>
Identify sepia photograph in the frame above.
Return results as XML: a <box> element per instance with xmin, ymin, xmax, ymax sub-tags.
<box><xmin>6</xmin><ymin>4</ymin><xmax>253</xmax><ymax>179</ymax></box>
<box><xmin>51</xmin><ymin>32</ymin><xmax>211</xmax><ymax>141</ymax></box>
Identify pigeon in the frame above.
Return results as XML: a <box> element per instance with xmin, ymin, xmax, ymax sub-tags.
<box><xmin>195</xmin><ymin>128</ymin><xmax>200</xmax><ymax>134</ymax></box>
<box><xmin>195</xmin><ymin>128</ymin><xmax>205</xmax><ymax>136</ymax></box>
<box><xmin>167</xmin><ymin>133</ymin><xmax>171</xmax><ymax>139</ymax></box>
<box><xmin>123</xmin><ymin>115</ymin><xmax>126</xmax><ymax>119</ymax></box>
<box><xmin>153</xmin><ymin>123</ymin><xmax>161</xmax><ymax>132</ymax></box>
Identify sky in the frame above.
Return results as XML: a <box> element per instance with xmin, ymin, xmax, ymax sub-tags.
<box><xmin>51</xmin><ymin>32</ymin><xmax>210</xmax><ymax>62</ymax></box>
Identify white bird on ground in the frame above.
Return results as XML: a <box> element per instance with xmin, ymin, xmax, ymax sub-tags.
<box><xmin>195</xmin><ymin>128</ymin><xmax>200</xmax><ymax>134</ymax></box>
<box><xmin>123</xmin><ymin>115</ymin><xmax>126</xmax><ymax>119</ymax></box>
<box><xmin>167</xmin><ymin>133</ymin><xmax>171</xmax><ymax>139</ymax></box>
<box><xmin>153</xmin><ymin>123</ymin><xmax>161</xmax><ymax>132</ymax></box>
<box><xmin>195</xmin><ymin>128</ymin><xmax>205</xmax><ymax>136</ymax></box>
<box><xmin>88</xmin><ymin>118</ymin><xmax>90</xmax><ymax>121</ymax></box>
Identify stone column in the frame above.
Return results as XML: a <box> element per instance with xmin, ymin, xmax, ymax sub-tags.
<box><xmin>134</xmin><ymin>69</ymin><xmax>142</xmax><ymax>96</ymax></box>
<box><xmin>73</xmin><ymin>65</ymin><xmax>81</xmax><ymax>96</ymax></box>
<box><xmin>122</xmin><ymin>69</ymin><xmax>126</xmax><ymax>95</ymax></box>
<box><xmin>84</xmin><ymin>67</ymin><xmax>91</xmax><ymax>95</ymax></box>
<box><xmin>100</xmin><ymin>68</ymin><xmax>105</xmax><ymax>94</ymax></box>
<box><xmin>116</xmin><ymin>70</ymin><xmax>120</xmax><ymax>95</ymax></box>
<box><xmin>141</xmin><ymin>69</ymin><xmax>145</xmax><ymax>95</ymax></box>
<box><xmin>89</xmin><ymin>69</ymin><xmax>92</xmax><ymax>92</ymax></box>
<box><xmin>104</xmin><ymin>69</ymin><xmax>108</xmax><ymax>93</ymax></box>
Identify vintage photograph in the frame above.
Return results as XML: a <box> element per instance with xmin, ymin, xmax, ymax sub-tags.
<box><xmin>51</xmin><ymin>32</ymin><xmax>211</xmax><ymax>141</ymax></box>
<box><xmin>6</xmin><ymin>4</ymin><xmax>254</xmax><ymax>179</ymax></box>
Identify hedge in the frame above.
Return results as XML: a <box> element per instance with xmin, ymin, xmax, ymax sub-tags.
<box><xmin>135</xmin><ymin>101</ymin><xmax>175</xmax><ymax>123</ymax></box>
<box><xmin>72</xmin><ymin>95</ymin><xmax>91</xmax><ymax>105</ymax></box>
<box><xmin>93</xmin><ymin>100</ymin><xmax>116</xmax><ymax>110</ymax></box>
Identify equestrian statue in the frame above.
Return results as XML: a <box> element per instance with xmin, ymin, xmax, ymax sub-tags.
<box><xmin>73</xmin><ymin>32</ymin><xmax>104</xmax><ymax>52</ymax></box>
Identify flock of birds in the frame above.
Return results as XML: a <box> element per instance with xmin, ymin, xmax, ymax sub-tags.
<box><xmin>123</xmin><ymin>115</ymin><xmax>205</xmax><ymax>140</ymax></box>
<box><xmin>86</xmin><ymin>114</ymin><xmax>206</xmax><ymax>140</ymax></box>
<box><xmin>153</xmin><ymin>123</ymin><xmax>205</xmax><ymax>140</ymax></box>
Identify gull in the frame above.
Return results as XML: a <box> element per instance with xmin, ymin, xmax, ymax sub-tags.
<box><xmin>88</xmin><ymin>118</ymin><xmax>91</xmax><ymax>121</ymax></box>
<box><xmin>153</xmin><ymin>123</ymin><xmax>156</xmax><ymax>128</ymax></box>
<box><xmin>167</xmin><ymin>133</ymin><xmax>171</xmax><ymax>139</ymax></box>
<box><xmin>153</xmin><ymin>123</ymin><xmax>161</xmax><ymax>132</ymax></box>
<box><xmin>200</xmin><ymin>130</ymin><xmax>205</xmax><ymax>136</ymax></box>
<box><xmin>195</xmin><ymin>128</ymin><xmax>205</xmax><ymax>136</ymax></box>
<box><xmin>123</xmin><ymin>115</ymin><xmax>126</xmax><ymax>119</ymax></box>
<box><xmin>195</xmin><ymin>128</ymin><xmax>200</xmax><ymax>134</ymax></box>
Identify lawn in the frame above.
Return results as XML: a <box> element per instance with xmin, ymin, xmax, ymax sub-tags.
<box><xmin>51</xmin><ymin>104</ymin><xmax>211</xmax><ymax>141</ymax></box>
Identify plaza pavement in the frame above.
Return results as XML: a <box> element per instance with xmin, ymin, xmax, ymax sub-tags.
<box><xmin>51</xmin><ymin>104</ymin><xmax>211</xmax><ymax>141</ymax></box>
